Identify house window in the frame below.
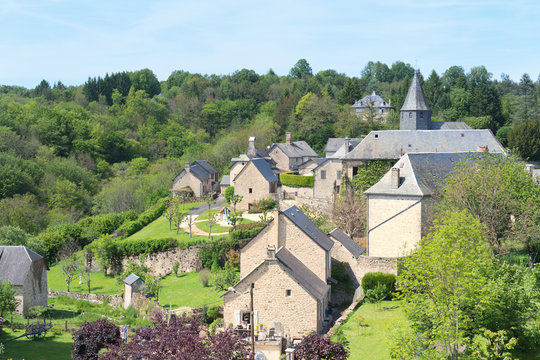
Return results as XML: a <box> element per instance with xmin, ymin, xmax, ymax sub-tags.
<box><xmin>321</xmin><ymin>170</ymin><xmax>326</xmax><ymax>179</ymax></box>
<box><xmin>248</xmin><ymin>188</ymin><xmax>253</xmax><ymax>194</ymax></box>
<box><xmin>286</xmin><ymin>289</ymin><xmax>291</xmax><ymax>296</ymax></box>
<box><xmin>374</xmin><ymin>134</ymin><xmax>379</xmax><ymax>138</ymax></box>
<box><xmin>420</xmin><ymin>112</ymin><xmax>424</xmax><ymax>118</ymax></box>
<box><xmin>409</xmin><ymin>112</ymin><xmax>412</xmax><ymax>118</ymax></box>
<box><xmin>337</xmin><ymin>170</ymin><xmax>342</xmax><ymax>179</ymax></box>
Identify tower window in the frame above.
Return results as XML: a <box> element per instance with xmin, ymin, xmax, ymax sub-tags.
<box><xmin>420</xmin><ymin>112</ymin><xmax>424</xmax><ymax>118</ymax></box>
<box><xmin>286</xmin><ymin>289</ymin><xmax>291</xmax><ymax>296</ymax></box>
<box><xmin>409</xmin><ymin>112</ymin><xmax>412</xmax><ymax>118</ymax></box>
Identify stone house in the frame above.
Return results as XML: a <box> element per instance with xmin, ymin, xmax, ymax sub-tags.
<box><xmin>0</xmin><ymin>246</ymin><xmax>47</xmax><ymax>315</ymax></box>
<box><xmin>171</xmin><ymin>160</ymin><xmax>219</xmax><ymax>198</ymax></box>
<box><xmin>297</xmin><ymin>158</ymin><xmax>326</xmax><ymax>175</ymax></box>
<box><xmin>312</xmin><ymin>159</ymin><xmax>343</xmax><ymax>201</ymax></box>
<box><xmin>229</xmin><ymin>136</ymin><xmax>272</xmax><ymax>187</ymax></box>
<box><xmin>233</xmin><ymin>158</ymin><xmax>279</xmax><ymax>210</ymax></box>
<box><xmin>224</xmin><ymin>205</ymin><xmax>333</xmax><ymax>356</ymax></box>
<box><xmin>324</xmin><ymin>138</ymin><xmax>361</xmax><ymax>158</ymax></box>
<box><xmin>351</xmin><ymin>91</ymin><xmax>395</xmax><ymax>120</ymax></box>
<box><xmin>268</xmin><ymin>132</ymin><xmax>318</xmax><ymax>171</ymax></box>
<box><xmin>123</xmin><ymin>273</ymin><xmax>145</xmax><ymax>310</ymax></box>
<box><xmin>364</xmin><ymin>152</ymin><xmax>480</xmax><ymax>257</ymax></box>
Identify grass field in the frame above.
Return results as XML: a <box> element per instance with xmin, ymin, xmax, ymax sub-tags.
<box><xmin>48</xmin><ymin>266</ymin><xmax>120</xmax><ymax>294</ymax></box>
<box><xmin>1</xmin><ymin>328</ymin><xmax>73</xmax><ymax>360</ymax></box>
<box><xmin>195</xmin><ymin>220</ymin><xmax>231</xmax><ymax>234</ymax></box>
<box><xmin>333</xmin><ymin>300</ymin><xmax>408</xmax><ymax>360</ymax></box>
<box><xmin>159</xmin><ymin>272</ymin><xmax>223</xmax><ymax>309</ymax></box>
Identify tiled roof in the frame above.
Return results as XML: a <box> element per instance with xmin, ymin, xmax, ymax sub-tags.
<box><xmin>365</xmin><ymin>152</ymin><xmax>482</xmax><ymax>196</ymax></box>
<box><xmin>342</xmin><ymin>129</ymin><xmax>505</xmax><ymax>160</ymax></box>
<box><xmin>276</xmin><ymin>247</ymin><xmax>329</xmax><ymax>300</ymax></box>
<box><xmin>282</xmin><ymin>206</ymin><xmax>333</xmax><ymax>252</ymax></box>
<box><xmin>401</xmin><ymin>73</ymin><xmax>430</xmax><ymax>111</ymax></box>
<box><xmin>270</xmin><ymin>141</ymin><xmax>318</xmax><ymax>159</ymax></box>
<box><xmin>328</xmin><ymin>228</ymin><xmax>365</xmax><ymax>258</ymax></box>
<box><xmin>0</xmin><ymin>246</ymin><xmax>44</xmax><ymax>286</ymax></box>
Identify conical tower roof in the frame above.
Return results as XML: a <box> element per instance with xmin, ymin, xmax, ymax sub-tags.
<box><xmin>400</xmin><ymin>72</ymin><xmax>430</xmax><ymax>111</ymax></box>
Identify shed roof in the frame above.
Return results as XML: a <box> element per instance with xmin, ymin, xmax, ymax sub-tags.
<box><xmin>0</xmin><ymin>246</ymin><xmax>44</xmax><ymax>286</ymax></box>
<box><xmin>401</xmin><ymin>73</ymin><xmax>430</xmax><ymax>111</ymax></box>
<box><xmin>123</xmin><ymin>273</ymin><xmax>142</xmax><ymax>285</ymax></box>
<box><xmin>220</xmin><ymin>175</ymin><xmax>231</xmax><ymax>186</ymax></box>
<box><xmin>342</xmin><ymin>129</ymin><xmax>505</xmax><ymax>160</ymax></box>
<box><xmin>269</xmin><ymin>141</ymin><xmax>318</xmax><ymax>159</ymax></box>
<box><xmin>328</xmin><ymin>228</ymin><xmax>366</xmax><ymax>258</ymax></box>
<box><xmin>282</xmin><ymin>205</ymin><xmax>333</xmax><ymax>252</ymax></box>
<box><xmin>365</xmin><ymin>152</ymin><xmax>482</xmax><ymax>196</ymax></box>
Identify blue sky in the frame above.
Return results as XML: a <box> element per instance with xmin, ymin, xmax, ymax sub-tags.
<box><xmin>1</xmin><ymin>0</ymin><xmax>538</xmax><ymax>88</ymax></box>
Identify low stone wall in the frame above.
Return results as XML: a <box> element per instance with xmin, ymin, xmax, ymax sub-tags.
<box><xmin>121</xmin><ymin>246</ymin><xmax>203</xmax><ymax>276</ymax></box>
<box><xmin>327</xmin><ymin>297</ymin><xmax>363</xmax><ymax>336</ymax></box>
<box><xmin>49</xmin><ymin>291</ymin><xmax>123</xmax><ymax>308</ymax></box>
<box><xmin>350</xmin><ymin>256</ymin><xmax>398</xmax><ymax>285</ymax></box>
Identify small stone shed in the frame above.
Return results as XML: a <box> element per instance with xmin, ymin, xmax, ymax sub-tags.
<box><xmin>123</xmin><ymin>273</ymin><xmax>145</xmax><ymax>309</ymax></box>
<box><xmin>0</xmin><ymin>246</ymin><xmax>48</xmax><ymax>315</ymax></box>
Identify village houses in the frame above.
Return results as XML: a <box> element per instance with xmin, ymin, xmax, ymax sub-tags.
<box><xmin>171</xmin><ymin>160</ymin><xmax>219</xmax><ymax>198</ymax></box>
<box><xmin>268</xmin><ymin>132</ymin><xmax>318</xmax><ymax>171</ymax></box>
<box><xmin>0</xmin><ymin>246</ymin><xmax>48</xmax><ymax>316</ymax></box>
<box><xmin>233</xmin><ymin>158</ymin><xmax>279</xmax><ymax>210</ymax></box>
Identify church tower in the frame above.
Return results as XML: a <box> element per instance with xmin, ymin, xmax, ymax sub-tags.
<box><xmin>400</xmin><ymin>72</ymin><xmax>431</xmax><ymax>130</ymax></box>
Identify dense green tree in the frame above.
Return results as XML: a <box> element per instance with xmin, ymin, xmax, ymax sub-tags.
<box><xmin>442</xmin><ymin>65</ymin><xmax>467</xmax><ymax>90</ymax></box>
<box><xmin>0</xmin><ymin>194</ymin><xmax>49</xmax><ymax>234</ymax></box>
<box><xmin>289</xmin><ymin>59</ymin><xmax>313</xmax><ymax>79</ymax></box>
<box><xmin>0</xmin><ymin>279</ymin><xmax>18</xmax><ymax>317</ymax></box>
<box><xmin>423</xmin><ymin>70</ymin><xmax>443</xmax><ymax>113</ymax></box>
<box><xmin>508</xmin><ymin>120</ymin><xmax>540</xmax><ymax>161</ymax></box>
<box><xmin>130</xmin><ymin>68</ymin><xmax>161</xmax><ymax>97</ymax></box>
<box><xmin>339</xmin><ymin>78</ymin><xmax>362</xmax><ymax>105</ymax></box>
<box><xmin>0</xmin><ymin>226</ymin><xmax>45</xmax><ymax>255</ymax></box>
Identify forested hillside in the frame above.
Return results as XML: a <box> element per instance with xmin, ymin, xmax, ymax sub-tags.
<box><xmin>0</xmin><ymin>59</ymin><xmax>538</xmax><ymax>263</ymax></box>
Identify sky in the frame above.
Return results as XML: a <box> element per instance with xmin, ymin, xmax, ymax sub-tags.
<box><xmin>0</xmin><ymin>0</ymin><xmax>539</xmax><ymax>88</ymax></box>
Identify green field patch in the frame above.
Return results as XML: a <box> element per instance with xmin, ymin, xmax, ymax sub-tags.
<box><xmin>159</xmin><ymin>272</ymin><xmax>223</xmax><ymax>309</ymax></box>
<box><xmin>195</xmin><ymin>221</ymin><xmax>231</xmax><ymax>234</ymax></box>
<box><xmin>48</xmin><ymin>266</ymin><xmax>120</xmax><ymax>294</ymax></box>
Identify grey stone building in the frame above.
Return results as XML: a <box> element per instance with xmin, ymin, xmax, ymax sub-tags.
<box><xmin>0</xmin><ymin>246</ymin><xmax>48</xmax><ymax>315</ymax></box>
<box><xmin>352</xmin><ymin>91</ymin><xmax>395</xmax><ymax>119</ymax></box>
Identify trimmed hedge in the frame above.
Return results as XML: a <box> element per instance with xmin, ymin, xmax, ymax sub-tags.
<box><xmin>116</xmin><ymin>197</ymin><xmax>169</xmax><ymax>238</ymax></box>
<box><xmin>361</xmin><ymin>272</ymin><xmax>396</xmax><ymax>298</ymax></box>
<box><xmin>231</xmin><ymin>228</ymin><xmax>263</xmax><ymax>241</ymax></box>
<box><xmin>230</xmin><ymin>222</ymin><xmax>265</xmax><ymax>232</ymax></box>
<box><xmin>280</xmin><ymin>172</ymin><xmax>313</xmax><ymax>187</ymax></box>
<box><xmin>116</xmin><ymin>237</ymin><xmax>177</xmax><ymax>257</ymax></box>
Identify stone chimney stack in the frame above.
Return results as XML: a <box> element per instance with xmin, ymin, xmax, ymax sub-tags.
<box><xmin>248</xmin><ymin>136</ymin><xmax>256</xmax><ymax>157</ymax></box>
<box><xmin>344</xmin><ymin>137</ymin><xmax>350</xmax><ymax>154</ymax></box>
<box><xmin>185</xmin><ymin>162</ymin><xmax>190</xmax><ymax>172</ymax></box>
<box><xmin>286</xmin><ymin>132</ymin><xmax>292</xmax><ymax>145</ymax></box>
<box><xmin>391</xmin><ymin>168</ymin><xmax>400</xmax><ymax>189</ymax></box>
<box><xmin>266</xmin><ymin>245</ymin><xmax>276</xmax><ymax>260</ymax></box>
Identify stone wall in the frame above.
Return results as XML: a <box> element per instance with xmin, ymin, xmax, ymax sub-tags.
<box><xmin>49</xmin><ymin>291</ymin><xmax>123</xmax><ymax>308</ymax></box>
<box><xmin>350</xmin><ymin>256</ymin><xmax>398</xmax><ymax>285</ymax></box>
<box><xmin>121</xmin><ymin>246</ymin><xmax>203</xmax><ymax>276</ymax></box>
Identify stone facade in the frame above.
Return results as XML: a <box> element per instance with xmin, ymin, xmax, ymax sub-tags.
<box><xmin>121</xmin><ymin>246</ymin><xmax>202</xmax><ymax>276</ymax></box>
<box><xmin>367</xmin><ymin>195</ymin><xmax>423</xmax><ymax>257</ymax></box>
<box><xmin>172</xmin><ymin>171</ymin><xmax>212</xmax><ymax>198</ymax></box>
<box><xmin>234</xmin><ymin>161</ymin><xmax>278</xmax><ymax>210</ymax></box>
<box><xmin>313</xmin><ymin>160</ymin><xmax>343</xmax><ymax>201</ymax></box>
<box><xmin>240</xmin><ymin>212</ymin><xmax>329</xmax><ymax>282</ymax></box>
<box><xmin>224</xmin><ymin>259</ymin><xmax>325</xmax><ymax>339</ymax></box>
<box><xmin>268</xmin><ymin>146</ymin><xmax>297</xmax><ymax>171</ymax></box>
<box><xmin>230</xmin><ymin>161</ymin><xmax>247</xmax><ymax>186</ymax></box>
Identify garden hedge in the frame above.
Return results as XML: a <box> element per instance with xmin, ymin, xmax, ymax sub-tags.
<box><xmin>280</xmin><ymin>172</ymin><xmax>314</xmax><ymax>187</ymax></box>
<box><xmin>361</xmin><ymin>272</ymin><xmax>397</xmax><ymax>296</ymax></box>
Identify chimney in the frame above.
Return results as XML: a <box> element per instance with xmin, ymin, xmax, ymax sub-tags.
<box><xmin>266</xmin><ymin>246</ymin><xmax>276</xmax><ymax>260</ymax></box>
<box><xmin>391</xmin><ymin>168</ymin><xmax>400</xmax><ymax>189</ymax></box>
<box><xmin>286</xmin><ymin>132</ymin><xmax>292</xmax><ymax>145</ymax></box>
<box><xmin>344</xmin><ymin>137</ymin><xmax>350</xmax><ymax>154</ymax></box>
<box><xmin>248</xmin><ymin>136</ymin><xmax>256</xmax><ymax>157</ymax></box>
<box><xmin>477</xmin><ymin>146</ymin><xmax>488</xmax><ymax>152</ymax></box>
<box><xmin>185</xmin><ymin>162</ymin><xmax>190</xmax><ymax>172</ymax></box>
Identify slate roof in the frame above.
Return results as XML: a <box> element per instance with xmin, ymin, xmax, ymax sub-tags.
<box><xmin>328</xmin><ymin>228</ymin><xmax>366</xmax><ymax>258</ymax></box>
<box><xmin>329</xmin><ymin>140</ymin><xmax>362</xmax><ymax>159</ymax></box>
<box><xmin>298</xmin><ymin>158</ymin><xmax>327</xmax><ymax>169</ymax></box>
<box><xmin>430</xmin><ymin>121</ymin><xmax>472</xmax><ymax>130</ymax></box>
<box><xmin>365</xmin><ymin>152</ymin><xmax>482</xmax><ymax>196</ymax></box>
<box><xmin>0</xmin><ymin>246</ymin><xmax>44</xmax><ymax>286</ymax></box>
<box><xmin>401</xmin><ymin>73</ymin><xmax>430</xmax><ymax>111</ymax></box>
<box><xmin>282</xmin><ymin>205</ymin><xmax>333</xmax><ymax>252</ymax></box>
<box><xmin>220</xmin><ymin>175</ymin><xmax>231</xmax><ymax>187</ymax></box>
<box><xmin>342</xmin><ymin>129</ymin><xmax>505</xmax><ymax>160</ymax></box>
<box><xmin>325</xmin><ymin>138</ymin><xmax>361</xmax><ymax>153</ymax></box>
<box><xmin>250</xmin><ymin>158</ymin><xmax>279</xmax><ymax>183</ymax></box>
<box><xmin>269</xmin><ymin>141</ymin><xmax>318</xmax><ymax>159</ymax></box>
<box><xmin>352</xmin><ymin>92</ymin><xmax>394</xmax><ymax>109</ymax></box>
<box><xmin>193</xmin><ymin>160</ymin><xmax>218</xmax><ymax>174</ymax></box>
<box><xmin>275</xmin><ymin>247</ymin><xmax>329</xmax><ymax>300</ymax></box>
<box><xmin>123</xmin><ymin>273</ymin><xmax>142</xmax><ymax>285</ymax></box>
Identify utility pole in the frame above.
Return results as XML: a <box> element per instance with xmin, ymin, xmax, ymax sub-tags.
<box><xmin>250</xmin><ymin>282</ymin><xmax>255</xmax><ymax>354</ymax></box>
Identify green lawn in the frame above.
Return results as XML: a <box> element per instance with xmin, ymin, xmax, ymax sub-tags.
<box><xmin>1</xmin><ymin>328</ymin><xmax>73</xmax><ymax>360</ymax></box>
<box><xmin>196</xmin><ymin>220</ymin><xmax>231</xmax><ymax>234</ymax></box>
<box><xmin>196</xmin><ymin>208</ymin><xmax>221</xmax><ymax>220</ymax></box>
<box><xmin>333</xmin><ymin>300</ymin><xmax>408</xmax><ymax>360</ymax></box>
<box><xmin>48</xmin><ymin>266</ymin><xmax>120</xmax><ymax>294</ymax></box>
<box><xmin>159</xmin><ymin>272</ymin><xmax>223</xmax><ymax>308</ymax></box>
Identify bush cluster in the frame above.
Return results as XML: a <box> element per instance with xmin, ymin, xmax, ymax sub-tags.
<box><xmin>116</xmin><ymin>237</ymin><xmax>177</xmax><ymax>257</ymax></box>
<box><xmin>116</xmin><ymin>197</ymin><xmax>169</xmax><ymax>238</ymax></box>
<box><xmin>198</xmin><ymin>238</ymin><xmax>240</xmax><ymax>269</ymax></box>
<box><xmin>361</xmin><ymin>272</ymin><xmax>396</xmax><ymax>300</ymax></box>
<box><xmin>229</xmin><ymin>221</ymin><xmax>264</xmax><ymax>240</ymax></box>
<box><xmin>247</xmin><ymin>198</ymin><xmax>278</xmax><ymax>213</ymax></box>
<box><xmin>280</xmin><ymin>172</ymin><xmax>314</xmax><ymax>187</ymax></box>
